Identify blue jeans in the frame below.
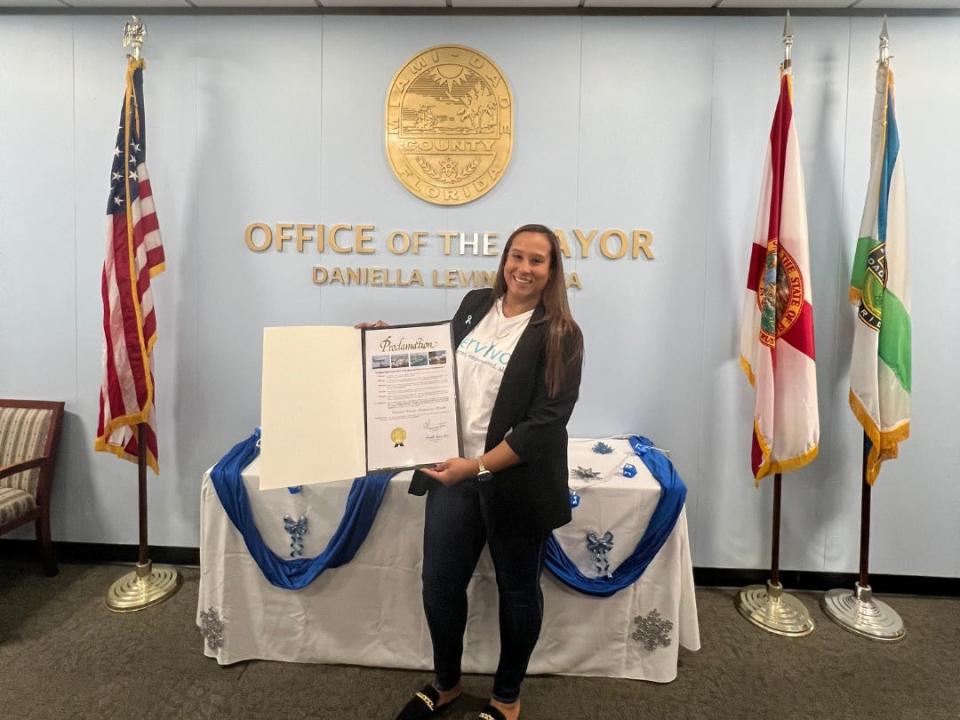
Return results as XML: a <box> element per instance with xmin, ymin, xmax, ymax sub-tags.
<box><xmin>421</xmin><ymin>480</ymin><xmax>548</xmax><ymax>704</ymax></box>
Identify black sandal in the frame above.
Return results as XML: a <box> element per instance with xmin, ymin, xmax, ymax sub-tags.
<box><xmin>393</xmin><ymin>685</ymin><xmax>460</xmax><ymax>720</ymax></box>
<box><xmin>477</xmin><ymin>704</ymin><xmax>508</xmax><ymax>720</ymax></box>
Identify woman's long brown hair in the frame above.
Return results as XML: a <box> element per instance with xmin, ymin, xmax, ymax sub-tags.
<box><xmin>492</xmin><ymin>224</ymin><xmax>584</xmax><ymax>398</ymax></box>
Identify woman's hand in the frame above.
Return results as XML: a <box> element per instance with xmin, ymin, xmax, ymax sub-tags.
<box><xmin>420</xmin><ymin>457</ymin><xmax>480</xmax><ymax>487</ymax></box>
<box><xmin>354</xmin><ymin>320</ymin><xmax>389</xmax><ymax>330</ymax></box>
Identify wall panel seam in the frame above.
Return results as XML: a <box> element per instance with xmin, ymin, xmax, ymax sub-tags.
<box><xmin>193</xmin><ymin>39</ymin><xmax>202</xmax><ymax>480</ymax></box>
<box><xmin>692</xmin><ymin>16</ymin><xmax>719</xmax><ymax>562</ymax></box>
<box><xmin>73</xmin><ymin>17</ymin><xmax>80</xmax><ymax>405</ymax></box>
<box><xmin>574</xmin><ymin>15</ymin><xmax>584</xmax><ymax>305</ymax></box>
<box><xmin>822</xmin><ymin>17</ymin><xmax>855</xmax><ymax>572</ymax></box>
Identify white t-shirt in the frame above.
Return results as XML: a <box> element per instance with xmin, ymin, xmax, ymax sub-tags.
<box><xmin>456</xmin><ymin>298</ymin><xmax>534</xmax><ymax>460</ymax></box>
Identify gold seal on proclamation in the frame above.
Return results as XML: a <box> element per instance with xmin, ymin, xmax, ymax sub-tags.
<box><xmin>386</xmin><ymin>45</ymin><xmax>514</xmax><ymax>206</ymax></box>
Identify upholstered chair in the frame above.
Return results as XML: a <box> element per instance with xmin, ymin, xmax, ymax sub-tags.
<box><xmin>0</xmin><ymin>400</ymin><xmax>65</xmax><ymax>575</ymax></box>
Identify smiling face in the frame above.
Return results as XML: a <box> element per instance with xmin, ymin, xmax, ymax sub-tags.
<box><xmin>503</xmin><ymin>231</ymin><xmax>553</xmax><ymax>308</ymax></box>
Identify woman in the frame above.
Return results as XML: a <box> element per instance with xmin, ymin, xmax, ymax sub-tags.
<box><xmin>384</xmin><ymin>224</ymin><xmax>583</xmax><ymax>720</ymax></box>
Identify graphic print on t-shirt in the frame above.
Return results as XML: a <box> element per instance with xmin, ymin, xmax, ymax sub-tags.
<box><xmin>456</xmin><ymin>299</ymin><xmax>534</xmax><ymax>459</ymax></box>
<box><xmin>457</xmin><ymin>335</ymin><xmax>515</xmax><ymax>373</ymax></box>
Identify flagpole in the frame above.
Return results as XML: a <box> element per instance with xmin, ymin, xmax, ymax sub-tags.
<box><xmin>104</xmin><ymin>17</ymin><xmax>182</xmax><ymax>613</ymax></box>
<box><xmin>858</xmin><ymin>436</ymin><xmax>871</xmax><ymax>587</ymax></box>
<box><xmin>821</xmin><ymin>18</ymin><xmax>904</xmax><ymax>641</ymax></box>
<box><xmin>734</xmin><ymin>14</ymin><xmax>816</xmax><ymax>638</ymax></box>
<box><xmin>106</xmin><ymin>423</ymin><xmax>181</xmax><ymax>612</ymax></box>
<box><xmin>769</xmin><ymin>472</ymin><xmax>781</xmax><ymax>586</ymax></box>
<box><xmin>822</xmin><ymin>432</ymin><xmax>905</xmax><ymax>640</ymax></box>
<box><xmin>138</xmin><ymin>424</ymin><xmax>149</xmax><ymax>567</ymax></box>
<box><xmin>736</xmin><ymin>471</ymin><xmax>815</xmax><ymax>636</ymax></box>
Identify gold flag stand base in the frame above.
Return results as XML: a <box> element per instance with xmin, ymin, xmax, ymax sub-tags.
<box><xmin>735</xmin><ymin>580</ymin><xmax>815</xmax><ymax>637</ymax></box>
<box><xmin>105</xmin><ymin>560</ymin><xmax>182</xmax><ymax>613</ymax></box>
<box><xmin>821</xmin><ymin>582</ymin><xmax>905</xmax><ymax>642</ymax></box>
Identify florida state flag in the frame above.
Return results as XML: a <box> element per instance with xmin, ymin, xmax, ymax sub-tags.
<box><xmin>739</xmin><ymin>71</ymin><xmax>819</xmax><ymax>483</ymax></box>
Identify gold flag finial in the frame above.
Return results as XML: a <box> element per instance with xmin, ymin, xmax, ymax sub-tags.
<box><xmin>879</xmin><ymin>16</ymin><xmax>891</xmax><ymax>67</ymax></box>
<box><xmin>782</xmin><ymin>11</ymin><xmax>794</xmax><ymax>73</ymax></box>
<box><xmin>122</xmin><ymin>16</ymin><xmax>147</xmax><ymax>60</ymax></box>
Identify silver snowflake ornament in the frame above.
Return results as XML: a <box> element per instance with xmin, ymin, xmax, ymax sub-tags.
<box><xmin>592</xmin><ymin>441</ymin><xmax>614</xmax><ymax>455</ymax></box>
<box><xmin>199</xmin><ymin>607</ymin><xmax>224</xmax><ymax>650</ymax></box>
<box><xmin>632</xmin><ymin>609</ymin><xmax>673</xmax><ymax>651</ymax></box>
<box><xmin>572</xmin><ymin>465</ymin><xmax>601</xmax><ymax>480</ymax></box>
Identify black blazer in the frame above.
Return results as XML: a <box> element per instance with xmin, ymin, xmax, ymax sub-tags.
<box><xmin>409</xmin><ymin>288</ymin><xmax>582</xmax><ymax>533</ymax></box>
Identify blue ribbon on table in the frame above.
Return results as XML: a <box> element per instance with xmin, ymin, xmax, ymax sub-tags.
<box><xmin>209</xmin><ymin>428</ymin><xmax>393</xmax><ymax>590</ymax></box>
<box><xmin>544</xmin><ymin>435</ymin><xmax>687</xmax><ymax>598</ymax></box>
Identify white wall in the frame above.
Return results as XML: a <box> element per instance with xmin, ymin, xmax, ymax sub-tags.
<box><xmin>1</xmin><ymin>13</ymin><xmax>957</xmax><ymax>577</ymax></box>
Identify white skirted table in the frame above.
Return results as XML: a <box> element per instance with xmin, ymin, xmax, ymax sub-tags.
<box><xmin>197</xmin><ymin>437</ymin><xmax>700</xmax><ymax>682</ymax></box>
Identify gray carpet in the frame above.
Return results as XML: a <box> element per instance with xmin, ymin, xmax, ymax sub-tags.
<box><xmin>1</xmin><ymin>559</ymin><xmax>957</xmax><ymax>720</ymax></box>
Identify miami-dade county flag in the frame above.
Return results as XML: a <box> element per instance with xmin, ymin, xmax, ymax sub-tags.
<box><xmin>739</xmin><ymin>71</ymin><xmax>819</xmax><ymax>483</ymax></box>
<box><xmin>95</xmin><ymin>57</ymin><xmax>165</xmax><ymax>473</ymax></box>
<box><xmin>849</xmin><ymin>63</ymin><xmax>910</xmax><ymax>485</ymax></box>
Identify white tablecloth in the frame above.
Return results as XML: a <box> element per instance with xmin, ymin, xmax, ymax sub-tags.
<box><xmin>197</xmin><ymin>437</ymin><xmax>700</xmax><ymax>682</ymax></box>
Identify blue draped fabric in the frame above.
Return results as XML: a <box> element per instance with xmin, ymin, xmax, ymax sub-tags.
<box><xmin>211</xmin><ymin>430</ymin><xmax>682</xmax><ymax>597</ymax></box>
<box><xmin>544</xmin><ymin>435</ymin><xmax>687</xmax><ymax>598</ymax></box>
<box><xmin>209</xmin><ymin>428</ymin><xmax>393</xmax><ymax>590</ymax></box>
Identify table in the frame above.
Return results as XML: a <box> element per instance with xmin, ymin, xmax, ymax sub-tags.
<box><xmin>197</xmin><ymin>436</ymin><xmax>700</xmax><ymax>682</ymax></box>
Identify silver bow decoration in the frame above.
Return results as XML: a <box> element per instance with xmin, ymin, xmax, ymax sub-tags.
<box><xmin>199</xmin><ymin>607</ymin><xmax>224</xmax><ymax>651</ymax></box>
<box><xmin>586</xmin><ymin>531</ymin><xmax>614</xmax><ymax>578</ymax></box>
<box><xmin>283</xmin><ymin>515</ymin><xmax>308</xmax><ymax>557</ymax></box>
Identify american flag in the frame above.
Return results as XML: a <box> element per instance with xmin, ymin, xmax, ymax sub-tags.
<box><xmin>95</xmin><ymin>58</ymin><xmax>165</xmax><ymax>473</ymax></box>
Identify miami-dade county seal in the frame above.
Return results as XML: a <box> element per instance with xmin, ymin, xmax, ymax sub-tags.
<box><xmin>385</xmin><ymin>45</ymin><xmax>513</xmax><ymax>206</ymax></box>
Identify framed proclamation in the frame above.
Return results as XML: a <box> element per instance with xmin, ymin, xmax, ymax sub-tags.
<box><xmin>361</xmin><ymin>322</ymin><xmax>462</xmax><ymax>472</ymax></box>
<box><xmin>259</xmin><ymin>322</ymin><xmax>461</xmax><ymax>490</ymax></box>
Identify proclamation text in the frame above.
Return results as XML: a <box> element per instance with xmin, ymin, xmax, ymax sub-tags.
<box><xmin>363</xmin><ymin>322</ymin><xmax>462</xmax><ymax>471</ymax></box>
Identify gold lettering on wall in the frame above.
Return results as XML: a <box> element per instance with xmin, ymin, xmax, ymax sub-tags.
<box><xmin>387</xmin><ymin>231</ymin><xmax>411</xmax><ymax>254</ymax></box>
<box><xmin>553</xmin><ymin>230</ymin><xmax>573</xmax><ymax>259</ymax></box>
<box><xmin>633</xmin><ymin>229</ymin><xmax>655</xmax><ymax>259</ymax></box>
<box><xmin>245</xmin><ymin>222</ymin><xmax>272</xmax><ymax>252</ymax></box>
<box><xmin>275</xmin><ymin>223</ymin><xmax>294</xmax><ymax>251</ymax></box>
<box><xmin>573</xmin><ymin>229</ymin><xmax>597</xmax><ymax>258</ymax></box>
<box><xmin>328</xmin><ymin>224</ymin><xmax>353</xmax><ymax>253</ymax></box>
<box><xmin>246</xmin><ymin>222</ymin><xmax>656</xmax><ymax>290</ymax></box>
<box><xmin>295</xmin><ymin>224</ymin><xmax>315</xmax><ymax>252</ymax></box>
<box><xmin>355</xmin><ymin>224</ymin><xmax>376</xmax><ymax>254</ymax></box>
<box><xmin>599</xmin><ymin>229</ymin><xmax>627</xmax><ymax>260</ymax></box>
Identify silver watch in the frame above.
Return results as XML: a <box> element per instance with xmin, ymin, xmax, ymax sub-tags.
<box><xmin>476</xmin><ymin>456</ymin><xmax>493</xmax><ymax>482</ymax></box>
